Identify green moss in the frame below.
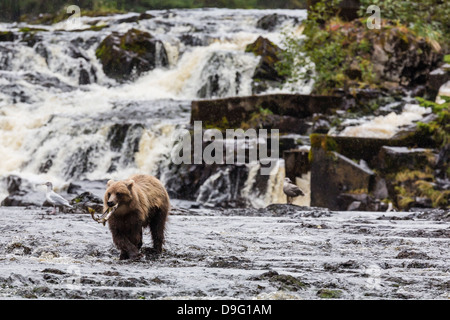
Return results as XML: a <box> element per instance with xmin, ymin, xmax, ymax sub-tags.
<box><xmin>266</xmin><ymin>274</ymin><xmax>308</xmax><ymax>292</ymax></box>
<box><xmin>415</xmin><ymin>180</ymin><xmax>450</xmax><ymax>208</ymax></box>
<box><xmin>19</xmin><ymin>27</ymin><xmax>48</xmax><ymax>33</ymax></box>
<box><xmin>317</xmin><ymin>289</ymin><xmax>342</xmax><ymax>299</ymax></box>
<box><xmin>310</xmin><ymin>134</ymin><xmax>338</xmax><ymax>152</ymax></box>
<box><xmin>444</xmin><ymin>55</ymin><xmax>450</xmax><ymax>64</ymax></box>
<box><xmin>416</xmin><ymin>96</ymin><xmax>449</xmax><ymax>151</ymax></box>
<box><xmin>394</xmin><ymin>170</ymin><xmax>433</xmax><ymax>183</ymax></box>
<box><xmin>391</xmin><ymin>169</ymin><xmax>449</xmax><ymax>209</ymax></box>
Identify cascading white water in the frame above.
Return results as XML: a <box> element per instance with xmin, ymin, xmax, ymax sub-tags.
<box><xmin>0</xmin><ymin>8</ymin><xmax>309</xmax><ymax>204</ymax></box>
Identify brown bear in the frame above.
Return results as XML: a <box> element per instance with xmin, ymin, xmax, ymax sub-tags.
<box><xmin>103</xmin><ymin>174</ymin><xmax>170</xmax><ymax>260</ymax></box>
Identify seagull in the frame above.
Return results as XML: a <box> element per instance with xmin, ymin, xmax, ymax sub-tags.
<box><xmin>42</xmin><ymin>182</ymin><xmax>73</xmax><ymax>214</ymax></box>
<box><xmin>283</xmin><ymin>177</ymin><xmax>305</xmax><ymax>205</ymax></box>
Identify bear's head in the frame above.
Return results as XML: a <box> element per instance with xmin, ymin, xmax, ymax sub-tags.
<box><xmin>104</xmin><ymin>179</ymin><xmax>134</xmax><ymax>211</ymax></box>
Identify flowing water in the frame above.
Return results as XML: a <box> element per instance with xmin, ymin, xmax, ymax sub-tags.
<box><xmin>0</xmin><ymin>8</ymin><xmax>448</xmax><ymax>301</ymax></box>
<box><xmin>0</xmin><ymin>9</ymin><xmax>308</xmax><ymax>205</ymax></box>
<box><xmin>0</xmin><ymin>8</ymin><xmax>435</xmax><ymax>207</ymax></box>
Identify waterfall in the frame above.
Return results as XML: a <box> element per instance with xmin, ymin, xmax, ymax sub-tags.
<box><xmin>0</xmin><ymin>8</ymin><xmax>308</xmax><ymax>206</ymax></box>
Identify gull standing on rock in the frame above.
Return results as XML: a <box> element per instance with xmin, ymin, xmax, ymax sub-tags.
<box><xmin>283</xmin><ymin>177</ymin><xmax>305</xmax><ymax>205</ymax></box>
<box><xmin>42</xmin><ymin>182</ymin><xmax>73</xmax><ymax>214</ymax></box>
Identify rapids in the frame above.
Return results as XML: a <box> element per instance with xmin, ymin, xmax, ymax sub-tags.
<box><xmin>0</xmin><ymin>9</ymin><xmax>308</xmax><ymax>205</ymax></box>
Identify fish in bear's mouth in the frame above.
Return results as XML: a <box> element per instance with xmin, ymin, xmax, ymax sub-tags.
<box><xmin>90</xmin><ymin>204</ymin><xmax>119</xmax><ymax>225</ymax></box>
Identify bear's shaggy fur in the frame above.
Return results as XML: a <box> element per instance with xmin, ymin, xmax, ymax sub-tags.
<box><xmin>103</xmin><ymin>174</ymin><xmax>170</xmax><ymax>260</ymax></box>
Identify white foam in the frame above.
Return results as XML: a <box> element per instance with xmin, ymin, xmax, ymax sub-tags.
<box><xmin>338</xmin><ymin>104</ymin><xmax>431</xmax><ymax>138</ymax></box>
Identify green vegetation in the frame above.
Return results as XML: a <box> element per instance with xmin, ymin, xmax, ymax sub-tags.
<box><xmin>276</xmin><ymin>0</ymin><xmax>449</xmax><ymax>95</ymax></box>
<box><xmin>416</xmin><ymin>96</ymin><xmax>450</xmax><ymax>149</ymax></box>
<box><xmin>0</xmin><ymin>0</ymin><xmax>308</xmax><ymax>22</ymax></box>
<box><xmin>392</xmin><ymin>169</ymin><xmax>449</xmax><ymax>210</ymax></box>
<box><xmin>359</xmin><ymin>0</ymin><xmax>450</xmax><ymax>50</ymax></box>
<box><xmin>317</xmin><ymin>288</ymin><xmax>342</xmax><ymax>299</ymax></box>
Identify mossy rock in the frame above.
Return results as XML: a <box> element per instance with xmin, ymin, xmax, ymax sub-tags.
<box><xmin>255</xmin><ymin>271</ymin><xmax>308</xmax><ymax>292</ymax></box>
<box><xmin>95</xmin><ymin>28</ymin><xmax>168</xmax><ymax>81</ymax></box>
<box><xmin>245</xmin><ymin>36</ymin><xmax>285</xmax><ymax>93</ymax></box>
<box><xmin>0</xmin><ymin>31</ymin><xmax>15</xmax><ymax>42</ymax></box>
<box><xmin>317</xmin><ymin>288</ymin><xmax>343</xmax><ymax>299</ymax></box>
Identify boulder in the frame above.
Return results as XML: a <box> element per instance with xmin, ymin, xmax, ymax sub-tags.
<box><xmin>310</xmin><ymin>146</ymin><xmax>375</xmax><ymax>210</ymax></box>
<box><xmin>0</xmin><ymin>31</ymin><xmax>15</xmax><ymax>42</ymax></box>
<box><xmin>256</xmin><ymin>14</ymin><xmax>289</xmax><ymax>31</ymax></box>
<box><xmin>426</xmin><ymin>64</ymin><xmax>450</xmax><ymax>100</ymax></box>
<box><xmin>191</xmin><ymin>94</ymin><xmax>345</xmax><ymax>131</ymax></box>
<box><xmin>245</xmin><ymin>36</ymin><xmax>285</xmax><ymax>93</ymax></box>
<box><xmin>1</xmin><ymin>175</ymin><xmax>44</xmax><ymax>207</ymax></box>
<box><xmin>70</xmin><ymin>192</ymin><xmax>103</xmax><ymax>214</ymax></box>
<box><xmin>283</xmin><ymin>149</ymin><xmax>310</xmax><ymax>182</ymax></box>
<box><xmin>375</xmin><ymin>146</ymin><xmax>437</xmax><ymax>174</ymax></box>
<box><xmin>369</xmin><ymin>24</ymin><xmax>442</xmax><ymax>88</ymax></box>
<box><xmin>115</xmin><ymin>13</ymin><xmax>155</xmax><ymax>24</ymax></box>
<box><xmin>95</xmin><ymin>28</ymin><xmax>168</xmax><ymax>82</ymax></box>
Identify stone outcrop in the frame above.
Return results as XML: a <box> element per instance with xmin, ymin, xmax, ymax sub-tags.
<box><xmin>306</xmin><ymin>133</ymin><xmax>448</xmax><ymax>211</ymax></box>
<box><xmin>191</xmin><ymin>94</ymin><xmax>345</xmax><ymax>133</ymax></box>
<box><xmin>95</xmin><ymin>28</ymin><xmax>168</xmax><ymax>82</ymax></box>
<box><xmin>256</xmin><ymin>14</ymin><xmax>289</xmax><ymax>31</ymax></box>
<box><xmin>1</xmin><ymin>175</ymin><xmax>45</xmax><ymax>207</ymax></box>
<box><xmin>310</xmin><ymin>146</ymin><xmax>375</xmax><ymax>210</ymax></box>
<box><xmin>245</xmin><ymin>36</ymin><xmax>285</xmax><ymax>94</ymax></box>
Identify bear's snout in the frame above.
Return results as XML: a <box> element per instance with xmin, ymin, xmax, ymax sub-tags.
<box><xmin>107</xmin><ymin>201</ymin><xmax>116</xmax><ymax>207</ymax></box>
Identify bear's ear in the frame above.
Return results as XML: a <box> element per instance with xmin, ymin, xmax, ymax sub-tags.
<box><xmin>107</xmin><ymin>179</ymin><xmax>114</xmax><ymax>187</ymax></box>
<box><xmin>125</xmin><ymin>179</ymin><xmax>134</xmax><ymax>190</ymax></box>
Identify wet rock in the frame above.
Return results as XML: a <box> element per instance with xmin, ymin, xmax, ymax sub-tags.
<box><xmin>317</xmin><ymin>288</ymin><xmax>343</xmax><ymax>299</ymax></box>
<box><xmin>67</xmin><ymin>180</ymin><xmax>107</xmax><ymax>200</ymax></box>
<box><xmin>95</xmin><ymin>28</ymin><xmax>169</xmax><ymax>82</ymax></box>
<box><xmin>208</xmin><ymin>256</ymin><xmax>252</xmax><ymax>269</ymax></box>
<box><xmin>6</xmin><ymin>242</ymin><xmax>32</xmax><ymax>255</ymax></box>
<box><xmin>256</xmin><ymin>13</ymin><xmax>289</xmax><ymax>31</ymax></box>
<box><xmin>196</xmin><ymin>51</ymin><xmax>247</xmax><ymax>98</ymax></box>
<box><xmin>407</xmin><ymin>209</ymin><xmax>450</xmax><ymax>222</ymax></box>
<box><xmin>19</xmin><ymin>30</ymin><xmax>44</xmax><ymax>47</ymax></box>
<box><xmin>426</xmin><ymin>64</ymin><xmax>450</xmax><ymax>100</ymax></box>
<box><xmin>395</xmin><ymin>250</ymin><xmax>430</xmax><ymax>260</ymax></box>
<box><xmin>1</xmin><ymin>175</ymin><xmax>44</xmax><ymax>207</ymax></box>
<box><xmin>63</xmin><ymin>145</ymin><xmax>100</xmax><ymax>180</ymax></box>
<box><xmin>67</xmin><ymin>45</ymin><xmax>89</xmax><ymax>62</ymax></box>
<box><xmin>312</xmin><ymin>117</ymin><xmax>331</xmax><ymax>134</ymax></box>
<box><xmin>79</xmin><ymin>68</ymin><xmax>91</xmax><ymax>85</ymax></box>
<box><xmin>250</xmin><ymin>271</ymin><xmax>308</xmax><ymax>292</ymax></box>
<box><xmin>323</xmin><ymin>260</ymin><xmax>360</xmax><ymax>272</ymax></box>
<box><xmin>283</xmin><ymin>149</ymin><xmax>310</xmax><ymax>182</ymax></box>
<box><xmin>245</xmin><ymin>36</ymin><xmax>285</xmax><ymax>93</ymax></box>
<box><xmin>341</xmin><ymin>20</ymin><xmax>442</xmax><ymax>89</ymax></box>
<box><xmin>70</xmin><ymin>36</ymin><xmax>100</xmax><ymax>50</ymax></box>
<box><xmin>265</xmin><ymin>203</ymin><xmax>330</xmax><ymax>217</ymax></box>
<box><xmin>0</xmin><ymin>31</ymin><xmax>15</xmax><ymax>42</ymax></box>
<box><xmin>191</xmin><ymin>94</ymin><xmax>345</xmax><ymax>130</ymax></box>
<box><xmin>310</xmin><ymin>142</ymin><xmax>375</xmax><ymax>210</ymax></box>
<box><xmin>107</xmin><ymin>123</ymin><xmax>144</xmax><ymax>171</ymax></box>
<box><xmin>179</xmin><ymin>34</ymin><xmax>204</xmax><ymax>46</ymax></box>
<box><xmin>244</xmin><ymin>113</ymin><xmax>309</xmax><ymax>134</ymax></box>
<box><xmin>115</xmin><ymin>13</ymin><xmax>155</xmax><ymax>24</ymax></box>
<box><xmin>375</xmin><ymin>146</ymin><xmax>436</xmax><ymax>174</ymax></box>
<box><xmin>41</xmin><ymin>268</ymin><xmax>66</xmax><ymax>275</ymax></box>
<box><xmin>34</xmin><ymin>42</ymin><xmax>49</xmax><ymax>65</ymax></box>
<box><xmin>23</xmin><ymin>72</ymin><xmax>75</xmax><ymax>92</ymax></box>
<box><xmin>404</xmin><ymin>261</ymin><xmax>434</xmax><ymax>269</ymax></box>
<box><xmin>71</xmin><ymin>192</ymin><xmax>103</xmax><ymax>214</ymax></box>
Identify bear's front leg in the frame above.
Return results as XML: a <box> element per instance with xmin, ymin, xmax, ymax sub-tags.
<box><xmin>110</xmin><ymin>228</ymin><xmax>142</xmax><ymax>260</ymax></box>
<box><xmin>115</xmin><ymin>236</ymin><xmax>142</xmax><ymax>260</ymax></box>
